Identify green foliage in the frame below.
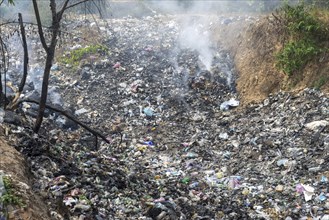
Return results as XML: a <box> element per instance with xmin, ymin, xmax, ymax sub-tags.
<box><xmin>79</xmin><ymin>195</ymin><xmax>92</xmax><ymax>205</ymax></box>
<box><xmin>282</xmin><ymin>4</ymin><xmax>326</xmax><ymax>40</ymax></box>
<box><xmin>276</xmin><ymin>40</ymin><xmax>322</xmax><ymax>76</ymax></box>
<box><xmin>59</xmin><ymin>44</ymin><xmax>108</xmax><ymax>67</ymax></box>
<box><xmin>275</xmin><ymin>4</ymin><xmax>329</xmax><ymax>76</ymax></box>
<box><xmin>3</xmin><ymin>176</ymin><xmax>11</xmax><ymax>189</ymax></box>
<box><xmin>0</xmin><ymin>176</ymin><xmax>24</xmax><ymax>207</ymax></box>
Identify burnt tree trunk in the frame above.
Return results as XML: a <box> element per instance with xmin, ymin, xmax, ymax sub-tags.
<box><xmin>7</xmin><ymin>13</ymin><xmax>30</xmax><ymax>109</ymax></box>
<box><xmin>33</xmin><ymin>48</ymin><xmax>55</xmax><ymax>132</ymax></box>
<box><xmin>18</xmin><ymin>13</ymin><xmax>29</xmax><ymax>93</ymax></box>
<box><xmin>0</xmin><ymin>26</ymin><xmax>8</xmax><ymax>108</ymax></box>
<box><xmin>32</xmin><ymin>0</ymin><xmax>68</xmax><ymax>133</ymax></box>
<box><xmin>0</xmin><ymin>37</ymin><xmax>3</xmax><ymax>107</ymax></box>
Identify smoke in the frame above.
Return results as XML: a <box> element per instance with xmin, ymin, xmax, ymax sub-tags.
<box><xmin>27</xmin><ymin>65</ymin><xmax>43</xmax><ymax>92</ymax></box>
<box><xmin>178</xmin><ymin>18</ymin><xmax>214</xmax><ymax>71</ymax></box>
<box><xmin>147</xmin><ymin>1</ymin><xmax>231</xmax><ymax>72</ymax></box>
<box><xmin>148</xmin><ymin>1</ymin><xmax>222</xmax><ymax>14</ymax></box>
<box><xmin>145</xmin><ymin>0</ymin><xmax>246</xmax><ymax>91</ymax></box>
<box><xmin>147</xmin><ymin>0</ymin><xmax>279</xmax><ymax>15</ymax></box>
<box><xmin>25</xmin><ymin>65</ymin><xmax>63</xmax><ymax>105</ymax></box>
<box><xmin>148</xmin><ymin>1</ymin><xmax>218</xmax><ymax>71</ymax></box>
<box><xmin>48</xmin><ymin>87</ymin><xmax>63</xmax><ymax>106</ymax></box>
<box><xmin>0</xmin><ymin>2</ymin><xmax>35</xmax><ymax>22</ymax></box>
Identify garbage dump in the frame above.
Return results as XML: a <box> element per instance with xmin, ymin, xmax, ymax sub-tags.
<box><xmin>1</xmin><ymin>6</ymin><xmax>329</xmax><ymax>220</ymax></box>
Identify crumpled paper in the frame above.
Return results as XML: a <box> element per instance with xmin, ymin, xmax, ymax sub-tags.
<box><xmin>296</xmin><ymin>183</ymin><xmax>315</xmax><ymax>202</ymax></box>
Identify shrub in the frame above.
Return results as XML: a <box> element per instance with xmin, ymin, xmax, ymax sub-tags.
<box><xmin>0</xmin><ymin>176</ymin><xmax>24</xmax><ymax>207</ymax></box>
<box><xmin>276</xmin><ymin>39</ymin><xmax>322</xmax><ymax>76</ymax></box>
<box><xmin>59</xmin><ymin>44</ymin><xmax>108</xmax><ymax>67</ymax></box>
<box><xmin>275</xmin><ymin>4</ymin><xmax>328</xmax><ymax>76</ymax></box>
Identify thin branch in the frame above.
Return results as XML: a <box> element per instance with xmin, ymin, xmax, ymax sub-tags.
<box><xmin>0</xmin><ymin>21</ymin><xmax>85</xmax><ymax>42</ymax></box>
<box><xmin>32</xmin><ymin>0</ymin><xmax>48</xmax><ymax>50</ymax></box>
<box><xmin>0</xmin><ymin>21</ymin><xmax>17</xmax><ymax>27</ymax></box>
<box><xmin>85</xmin><ymin>3</ymin><xmax>101</xmax><ymax>31</ymax></box>
<box><xmin>64</xmin><ymin>0</ymin><xmax>91</xmax><ymax>12</ymax></box>
<box><xmin>58</xmin><ymin>0</ymin><xmax>70</xmax><ymax>20</ymax></box>
<box><xmin>0</xmin><ymin>21</ymin><xmax>51</xmax><ymax>28</ymax></box>
<box><xmin>18</xmin><ymin>13</ymin><xmax>29</xmax><ymax>93</ymax></box>
<box><xmin>20</xmin><ymin>99</ymin><xmax>110</xmax><ymax>144</ymax></box>
<box><xmin>91</xmin><ymin>0</ymin><xmax>104</xmax><ymax>18</ymax></box>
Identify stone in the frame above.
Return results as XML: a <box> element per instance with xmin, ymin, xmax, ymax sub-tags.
<box><xmin>305</xmin><ymin>120</ymin><xmax>329</xmax><ymax>131</ymax></box>
<box><xmin>275</xmin><ymin>185</ymin><xmax>284</xmax><ymax>192</ymax></box>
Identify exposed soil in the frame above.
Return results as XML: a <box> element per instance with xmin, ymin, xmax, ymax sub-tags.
<box><xmin>0</xmin><ymin>127</ymin><xmax>50</xmax><ymax>219</ymax></box>
<box><xmin>212</xmin><ymin>15</ymin><xmax>329</xmax><ymax>105</ymax></box>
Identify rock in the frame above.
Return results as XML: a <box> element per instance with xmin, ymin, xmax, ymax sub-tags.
<box><xmin>305</xmin><ymin>120</ymin><xmax>329</xmax><ymax>131</ymax></box>
<box><xmin>275</xmin><ymin>185</ymin><xmax>284</xmax><ymax>192</ymax></box>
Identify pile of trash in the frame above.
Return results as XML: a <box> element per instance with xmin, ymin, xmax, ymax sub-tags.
<box><xmin>2</xmin><ymin>14</ymin><xmax>329</xmax><ymax>220</ymax></box>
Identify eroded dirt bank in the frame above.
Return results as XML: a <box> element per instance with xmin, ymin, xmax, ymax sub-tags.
<box><xmin>213</xmin><ymin>15</ymin><xmax>329</xmax><ymax>105</ymax></box>
<box><xmin>0</xmin><ymin>131</ymin><xmax>50</xmax><ymax>219</ymax></box>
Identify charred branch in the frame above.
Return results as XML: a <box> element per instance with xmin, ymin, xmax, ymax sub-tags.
<box><xmin>58</xmin><ymin>0</ymin><xmax>70</xmax><ymax>20</ymax></box>
<box><xmin>20</xmin><ymin>99</ymin><xmax>110</xmax><ymax>145</ymax></box>
<box><xmin>7</xmin><ymin>13</ymin><xmax>30</xmax><ymax>109</ymax></box>
<box><xmin>32</xmin><ymin>0</ymin><xmax>48</xmax><ymax>50</ymax></box>
<box><xmin>18</xmin><ymin>13</ymin><xmax>29</xmax><ymax>93</ymax></box>
<box><xmin>0</xmin><ymin>32</ymin><xmax>9</xmax><ymax>108</ymax></box>
<box><xmin>64</xmin><ymin>0</ymin><xmax>91</xmax><ymax>12</ymax></box>
<box><xmin>0</xmin><ymin>36</ymin><xmax>3</xmax><ymax>106</ymax></box>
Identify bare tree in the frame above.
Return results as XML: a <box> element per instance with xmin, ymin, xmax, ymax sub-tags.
<box><xmin>30</xmin><ymin>0</ymin><xmax>105</xmax><ymax>132</ymax></box>
<box><xmin>0</xmin><ymin>0</ymin><xmax>110</xmax><ymax>147</ymax></box>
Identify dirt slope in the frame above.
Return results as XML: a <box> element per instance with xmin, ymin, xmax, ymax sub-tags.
<box><xmin>0</xmin><ymin>129</ymin><xmax>50</xmax><ymax>220</ymax></box>
<box><xmin>213</xmin><ymin>15</ymin><xmax>329</xmax><ymax>105</ymax></box>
